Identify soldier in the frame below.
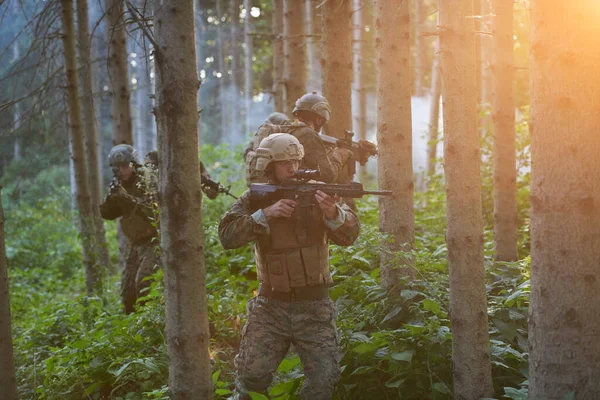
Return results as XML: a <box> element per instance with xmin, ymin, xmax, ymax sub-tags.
<box><xmin>100</xmin><ymin>144</ymin><xmax>159</xmax><ymax>314</ymax></box>
<box><xmin>245</xmin><ymin>92</ymin><xmax>351</xmax><ymax>185</ymax></box>
<box><xmin>265</xmin><ymin>111</ymin><xmax>289</xmax><ymax>125</ymax></box>
<box><xmin>219</xmin><ymin>134</ymin><xmax>360</xmax><ymax>399</ymax></box>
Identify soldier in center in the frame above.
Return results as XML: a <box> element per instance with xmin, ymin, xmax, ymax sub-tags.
<box><xmin>245</xmin><ymin>92</ymin><xmax>352</xmax><ymax>185</ymax></box>
<box><xmin>220</xmin><ymin>133</ymin><xmax>360</xmax><ymax>399</ymax></box>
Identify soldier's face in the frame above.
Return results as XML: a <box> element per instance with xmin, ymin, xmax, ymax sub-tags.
<box><xmin>113</xmin><ymin>163</ymin><xmax>134</xmax><ymax>182</ymax></box>
<box><xmin>273</xmin><ymin>160</ymin><xmax>300</xmax><ymax>183</ymax></box>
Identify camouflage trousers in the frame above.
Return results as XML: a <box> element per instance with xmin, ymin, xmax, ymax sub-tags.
<box><xmin>235</xmin><ymin>295</ymin><xmax>340</xmax><ymax>400</ymax></box>
<box><xmin>121</xmin><ymin>240</ymin><xmax>159</xmax><ymax>314</ymax></box>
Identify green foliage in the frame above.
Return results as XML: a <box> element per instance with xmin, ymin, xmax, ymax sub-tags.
<box><xmin>9</xmin><ymin>143</ymin><xmax>532</xmax><ymax>399</ymax></box>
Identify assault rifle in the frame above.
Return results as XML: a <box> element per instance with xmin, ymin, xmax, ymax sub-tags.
<box><xmin>249</xmin><ymin>181</ymin><xmax>392</xmax><ymax>204</ymax></box>
<box><xmin>319</xmin><ymin>130</ymin><xmax>378</xmax><ymax>176</ymax></box>
<box><xmin>201</xmin><ymin>175</ymin><xmax>238</xmax><ymax>199</ymax></box>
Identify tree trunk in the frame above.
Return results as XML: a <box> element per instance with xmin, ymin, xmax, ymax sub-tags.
<box><xmin>272</xmin><ymin>0</ymin><xmax>285</xmax><ymax>112</ymax></box>
<box><xmin>106</xmin><ymin>0</ymin><xmax>133</xmax><ymax>145</ymax></box>
<box><xmin>230</xmin><ymin>0</ymin><xmax>241</xmax><ymax>134</ymax></box>
<box><xmin>479</xmin><ymin>0</ymin><xmax>493</xmax><ymax>106</ymax></box>
<box><xmin>375</xmin><ymin>0</ymin><xmax>415</xmax><ymax>290</ymax></box>
<box><xmin>154</xmin><ymin>0</ymin><xmax>213</xmax><ymax>397</ymax></box>
<box><xmin>76</xmin><ymin>0</ymin><xmax>112</xmax><ymax>273</ymax></box>
<box><xmin>283</xmin><ymin>0</ymin><xmax>307</xmax><ymax>115</ymax></box>
<box><xmin>491</xmin><ymin>0</ymin><xmax>517</xmax><ymax>262</ymax></box>
<box><xmin>426</xmin><ymin>38</ymin><xmax>441</xmax><ymax>179</ymax></box>
<box><xmin>0</xmin><ymin>190</ymin><xmax>17</xmax><ymax>400</ymax></box>
<box><xmin>528</xmin><ymin>1</ymin><xmax>600</xmax><ymax>399</ymax></box>
<box><xmin>352</xmin><ymin>0</ymin><xmax>368</xmax><ymax>179</ymax></box>
<box><xmin>60</xmin><ymin>0</ymin><xmax>102</xmax><ymax>295</ymax></box>
<box><xmin>439</xmin><ymin>0</ymin><xmax>493</xmax><ymax>397</ymax></box>
<box><xmin>243</xmin><ymin>0</ymin><xmax>253</xmax><ymax>134</ymax></box>
<box><xmin>305</xmin><ymin>0</ymin><xmax>322</xmax><ymax>93</ymax></box>
<box><xmin>321</xmin><ymin>0</ymin><xmax>353</xmax><ymax>139</ymax></box>
<box><xmin>413</xmin><ymin>0</ymin><xmax>424</xmax><ymax>97</ymax></box>
<box><xmin>216</xmin><ymin>0</ymin><xmax>228</xmax><ymax>141</ymax></box>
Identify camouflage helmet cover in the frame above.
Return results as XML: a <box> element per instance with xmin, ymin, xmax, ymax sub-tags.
<box><xmin>265</xmin><ymin>112</ymin><xmax>289</xmax><ymax>125</ymax></box>
<box><xmin>108</xmin><ymin>144</ymin><xmax>138</xmax><ymax>167</ymax></box>
<box><xmin>292</xmin><ymin>91</ymin><xmax>331</xmax><ymax>121</ymax></box>
<box><xmin>254</xmin><ymin>133</ymin><xmax>304</xmax><ymax>172</ymax></box>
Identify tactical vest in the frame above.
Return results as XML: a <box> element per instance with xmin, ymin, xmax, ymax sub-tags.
<box><xmin>120</xmin><ymin>170</ymin><xmax>158</xmax><ymax>244</ymax></box>
<box><xmin>251</xmin><ymin>195</ymin><xmax>333</xmax><ymax>292</ymax></box>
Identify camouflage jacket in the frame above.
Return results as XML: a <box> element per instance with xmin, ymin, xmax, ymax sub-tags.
<box><xmin>100</xmin><ymin>168</ymin><xmax>158</xmax><ymax>244</ymax></box>
<box><xmin>244</xmin><ymin>121</ymin><xmax>345</xmax><ymax>185</ymax></box>
<box><xmin>219</xmin><ymin>189</ymin><xmax>360</xmax><ymax>288</ymax></box>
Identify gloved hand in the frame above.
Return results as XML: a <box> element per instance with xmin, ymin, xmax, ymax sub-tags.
<box><xmin>203</xmin><ymin>186</ymin><xmax>219</xmax><ymax>200</ymax></box>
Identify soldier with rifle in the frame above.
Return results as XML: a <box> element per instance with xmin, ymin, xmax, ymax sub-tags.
<box><xmin>100</xmin><ymin>145</ymin><xmax>160</xmax><ymax>314</ymax></box>
<box><xmin>220</xmin><ymin>134</ymin><xmax>390</xmax><ymax>399</ymax></box>
<box><xmin>244</xmin><ymin>92</ymin><xmax>350</xmax><ymax>186</ymax></box>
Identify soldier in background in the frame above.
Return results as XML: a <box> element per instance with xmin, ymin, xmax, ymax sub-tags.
<box><xmin>265</xmin><ymin>111</ymin><xmax>289</xmax><ymax>125</ymax></box>
<box><xmin>100</xmin><ymin>144</ymin><xmax>159</xmax><ymax>314</ymax></box>
<box><xmin>220</xmin><ymin>134</ymin><xmax>360</xmax><ymax>399</ymax></box>
<box><xmin>244</xmin><ymin>92</ymin><xmax>352</xmax><ymax>186</ymax></box>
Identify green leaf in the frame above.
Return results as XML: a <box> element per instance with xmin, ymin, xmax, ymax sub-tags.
<box><xmin>277</xmin><ymin>355</ymin><xmax>301</xmax><ymax>373</ymax></box>
<box><xmin>350</xmin><ymin>365</ymin><xmax>374</xmax><ymax>375</ymax></box>
<box><xmin>432</xmin><ymin>382</ymin><xmax>450</xmax><ymax>394</ymax></box>
<box><xmin>400</xmin><ymin>290</ymin><xmax>419</xmax><ymax>300</ymax></box>
<box><xmin>385</xmin><ymin>378</ymin><xmax>405</xmax><ymax>388</ymax></box>
<box><xmin>215</xmin><ymin>389</ymin><xmax>232</xmax><ymax>395</ymax></box>
<box><xmin>391</xmin><ymin>350</ymin><xmax>414</xmax><ymax>363</ymax></box>
<box><xmin>423</xmin><ymin>299</ymin><xmax>446</xmax><ymax>317</ymax></box>
<box><xmin>351</xmin><ymin>342</ymin><xmax>379</xmax><ymax>354</ymax></box>
<box><xmin>382</xmin><ymin>306</ymin><xmax>403</xmax><ymax>323</ymax></box>
<box><xmin>269</xmin><ymin>379</ymin><xmax>297</xmax><ymax>396</ymax></box>
<box><xmin>503</xmin><ymin>387</ymin><xmax>528</xmax><ymax>400</ymax></box>
<box><xmin>212</xmin><ymin>370</ymin><xmax>220</xmax><ymax>385</ymax></box>
<box><xmin>404</xmin><ymin>324</ymin><xmax>427</xmax><ymax>334</ymax></box>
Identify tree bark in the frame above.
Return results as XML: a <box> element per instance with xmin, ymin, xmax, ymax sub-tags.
<box><xmin>491</xmin><ymin>0</ymin><xmax>517</xmax><ymax>261</ymax></box>
<box><xmin>76</xmin><ymin>0</ymin><xmax>112</xmax><ymax>272</ymax></box>
<box><xmin>305</xmin><ymin>0</ymin><xmax>322</xmax><ymax>93</ymax></box>
<box><xmin>439</xmin><ymin>0</ymin><xmax>494</xmax><ymax>397</ymax></box>
<box><xmin>60</xmin><ymin>0</ymin><xmax>102</xmax><ymax>295</ymax></box>
<box><xmin>230</xmin><ymin>0</ymin><xmax>241</xmax><ymax>133</ymax></box>
<box><xmin>529</xmin><ymin>1</ymin><xmax>600</xmax><ymax>399</ymax></box>
<box><xmin>321</xmin><ymin>0</ymin><xmax>353</xmax><ymax>139</ymax></box>
<box><xmin>272</xmin><ymin>0</ymin><xmax>285</xmax><ymax>112</ymax></box>
<box><xmin>283</xmin><ymin>0</ymin><xmax>307</xmax><ymax>114</ymax></box>
<box><xmin>413</xmin><ymin>0</ymin><xmax>424</xmax><ymax>97</ymax></box>
<box><xmin>0</xmin><ymin>189</ymin><xmax>17</xmax><ymax>400</ymax></box>
<box><xmin>106</xmin><ymin>0</ymin><xmax>133</xmax><ymax>145</ymax></box>
<box><xmin>216</xmin><ymin>0</ymin><xmax>228</xmax><ymax>141</ymax></box>
<box><xmin>375</xmin><ymin>0</ymin><xmax>415</xmax><ymax>290</ymax></box>
<box><xmin>352</xmin><ymin>0</ymin><xmax>368</xmax><ymax>179</ymax></box>
<box><xmin>427</xmin><ymin>38</ymin><xmax>441</xmax><ymax>179</ymax></box>
<box><xmin>243</xmin><ymin>0</ymin><xmax>253</xmax><ymax>134</ymax></box>
<box><xmin>154</xmin><ymin>0</ymin><xmax>213</xmax><ymax>397</ymax></box>
<box><xmin>479</xmin><ymin>0</ymin><xmax>493</xmax><ymax>105</ymax></box>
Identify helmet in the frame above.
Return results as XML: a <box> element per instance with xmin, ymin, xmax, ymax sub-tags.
<box><xmin>108</xmin><ymin>144</ymin><xmax>138</xmax><ymax>167</ymax></box>
<box><xmin>292</xmin><ymin>92</ymin><xmax>331</xmax><ymax>121</ymax></box>
<box><xmin>265</xmin><ymin>112</ymin><xmax>289</xmax><ymax>125</ymax></box>
<box><xmin>254</xmin><ymin>133</ymin><xmax>304</xmax><ymax>172</ymax></box>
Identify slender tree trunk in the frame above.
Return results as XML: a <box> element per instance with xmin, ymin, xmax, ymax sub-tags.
<box><xmin>272</xmin><ymin>0</ymin><xmax>285</xmax><ymax>112</ymax></box>
<box><xmin>76</xmin><ymin>0</ymin><xmax>112</xmax><ymax>272</ymax></box>
<box><xmin>529</xmin><ymin>1</ymin><xmax>600</xmax><ymax>399</ymax></box>
<box><xmin>413</xmin><ymin>0</ymin><xmax>424</xmax><ymax>97</ymax></box>
<box><xmin>305</xmin><ymin>0</ymin><xmax>322</xmax><ymax>92</ymax></box>
<box><xmin>439</xmin><ymin>0</ymin><xmax>493</xmax><ymax>397</ymax></box>
<box><xmin>491</xmin><ymin>0</ymin><xmax>517</xmax><ymax>261</ymax></box>
<box><xmin>243</xmin><ymin>0</ymin><xmax>252</xmax><ymax>134</ymax></box>
<box><xmin>0</xmin><ymin>190</ymin><xmax>17</xmax><ymax>399</ymax></box>
<box><xmin>216</xmin><ymin>0</ymin><xmax>228</xmax><ymax>141</ymax></box>
<box><xmin>230</xmin><ymin>0</ymin><xmax>241</xmax><ymax>133</ymax></box>
<box><xmin>321</xmin><ymin>0</ymin><xmax>353</xmax><ymax>139</ymax></box>
<box><xmin>12</xmin><ymin>5</ymin><xmax>22</xmax><ymax>164</ymax></box>
<box><xmin>427</xmin><ymin>38</ymin><xmax>441</xmax><ymax>179</ymax></box>
<box><xmin>283</xmin><ymin>0</ymin><xmax>307</xmax><ymax>115</ymax></box>
<box><xmin>480</xmin><ymin>0</ymin><xmax>493</xmax><ymax>106</ymax></box>
<box><xmin>106</xmin><ymin>0</ymin><xmax>133</xmax><ymax>145</ymax></box>
<box><xmin>352</xmin><ymin>0</ymin><xmax>368</xmax><ymax>179</ymax></box>
<box><xmin>60</xmin><ymin>0</ymin><xmax>102</xmax><ymax>295</ymax></box>
<box><xmin>154</xmin><ymin>0</ymin><xmax>213</xmax><ymax>397</ymax></box>
<box><xmin>375</xmin><ymin>0</ymin><xmax>415</xmax><ymax>290</ymax></box>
